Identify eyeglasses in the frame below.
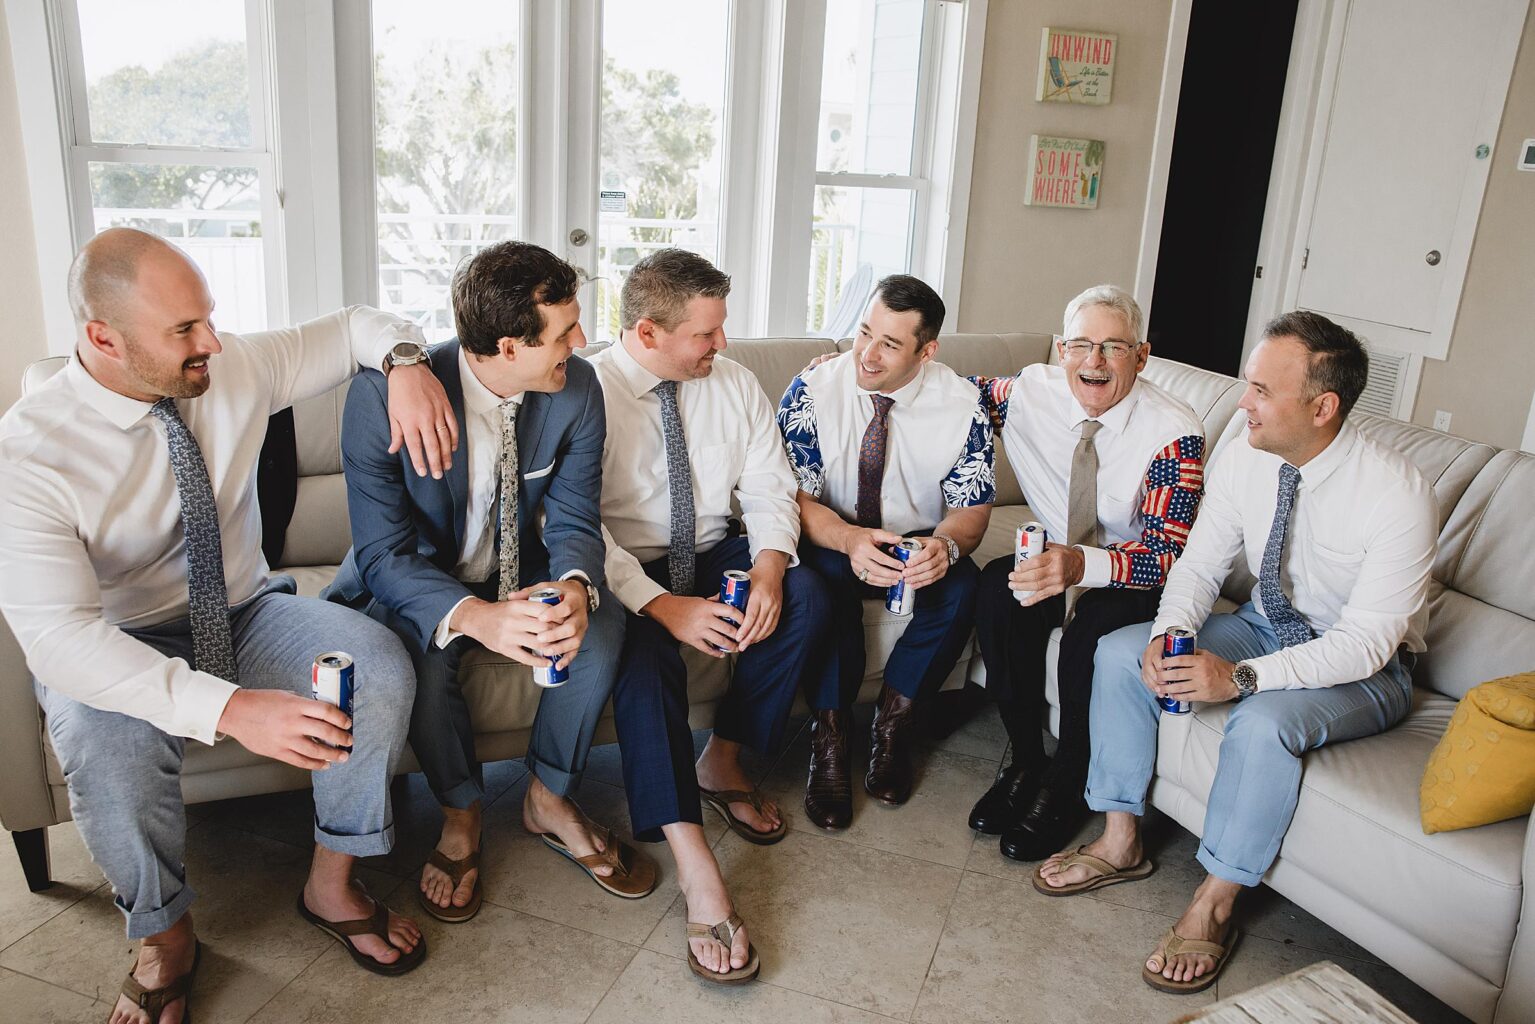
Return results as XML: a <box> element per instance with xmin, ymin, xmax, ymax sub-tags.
<box><xmin>1056</xmin><ymin>336</ymin><xmax>1141</xmax><ymax>361</ymax></box>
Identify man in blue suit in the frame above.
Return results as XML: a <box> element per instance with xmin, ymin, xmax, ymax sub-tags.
<box><xmin>328</xmin><ymin>242</ymin><xmax>648</xmax><ymax>923</ymax></box>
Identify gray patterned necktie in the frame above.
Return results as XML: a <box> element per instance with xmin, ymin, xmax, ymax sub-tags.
<box><xmin>1258</xmin><ymin>463</ymin><xmax>1313</xmax><ymax>647</ymax></box>
<box><xmin>653</xmin><ymin>380</ymin><xmax>695</xmax><ymax>594</ymax></box>
<box><xmin>150</xmin><ymin>399</ymin><xmax>238</xmax><ymax>682</ymax></box>
<box><xmin>497</xmin><ymin>398</ymin><xmax>520</xmax><ymax>601</ymax></box>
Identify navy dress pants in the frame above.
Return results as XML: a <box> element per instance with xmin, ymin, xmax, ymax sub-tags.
<box><xmin>611</xmin><ymin>536</ymin><xmax>829</xmax><ymax>841</ymax></box>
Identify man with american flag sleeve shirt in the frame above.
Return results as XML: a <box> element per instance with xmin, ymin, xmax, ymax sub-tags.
<box><xmin>967</xmin><ymin>285</ymin><xmax>1206</xmax><ymax>864</ymax></box>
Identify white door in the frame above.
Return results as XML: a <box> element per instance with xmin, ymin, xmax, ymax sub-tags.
<box><xmin>1295</xmin><ymin>0</ymin><xmax>1527</xmax><ymax>358</ymax></box>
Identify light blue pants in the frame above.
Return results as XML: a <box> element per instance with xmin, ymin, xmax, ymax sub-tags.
<box><xmin>1085</xmin><ymin>603</ymin><xmax>1414</xmax><ymax>886</ymax></box>
<box><xmin>36</xmin><ymin>577</ymin><xmax>416</xmax><ymax>938</ymax></box>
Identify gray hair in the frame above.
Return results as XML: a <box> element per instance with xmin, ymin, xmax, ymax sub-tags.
<box><xmin>1062</xmin><ymin>284</ymin><xmax>1145</xmax><ymax>345</ymax></box>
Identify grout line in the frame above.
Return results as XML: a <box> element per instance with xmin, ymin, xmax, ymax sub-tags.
<box><xmin>579</xmin><ymin>941</ymin><xmax>643</xmax><ymax>1024</ymax></box>
<box><xmin>237</xmin><ymin>945</ymin><xmax>332</xmax><ymax>1024</ymax></box>
<box><xmin>0</xmin><ymin>966</ymin><xmax>114</xmax><ymax>1014</ymax></box>
<box><xmin>908</xmin><ymin>846</ymin><xmax>974</xmax><ymax>1023</ymax></box>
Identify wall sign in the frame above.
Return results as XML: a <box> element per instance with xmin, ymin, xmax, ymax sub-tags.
<box><xmin>1024</xmin><ymin>135</ymin><xmax>1104</xmax><ymax>209</ymax></box>
<box><xmin>1036</xmin><ymin>28</ymin><xmax>1117</xmax><ymax>105</ymax></box>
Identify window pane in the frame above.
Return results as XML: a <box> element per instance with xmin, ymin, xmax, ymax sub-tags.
<box><xmin>372</xmin><ymin>0</ymin><xmax>519</xmax><ymax>342</ymax></box>
<box><xmin>816</xmin><ymin>0</ymin><xmax>925</xmax><ymax>175</ymax></box>
<box><xmin>89</xmin><ymin>161</ymin><xmax>266</xmax><ymax>333</ymax></box>
<box><xmin>76</xmin><ymin>0</ymin><xmax>252</xmax><ymax>148</ymax></box>
<box><xmin>807</xmin><ymin>185</ymin><xmax>914</xmax><ymax>335</ymax></box>
<box><xmin>597</xmin><ymin>0</ymin><xmax>729</xmax><ymax>341</ymax></box>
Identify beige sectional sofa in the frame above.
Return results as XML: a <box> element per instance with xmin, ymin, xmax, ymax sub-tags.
<box><xmin>3</xmin><ymin>333</ymin><xmax>1530</xmax><ymax>1023</ymax></box>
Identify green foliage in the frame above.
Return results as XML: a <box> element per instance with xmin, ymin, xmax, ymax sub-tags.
<box><xmin>86</xmin><ymin>40</ymin><xmax>259</xmax><ymax>222</ymax></box>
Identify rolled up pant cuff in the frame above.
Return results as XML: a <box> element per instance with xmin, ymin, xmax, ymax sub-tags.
<box><xmin>1196</xmin><ymin>844</ymin><xmax>1265</xmax><ymax>887</ymax></box>
<box><xmin>526</xmin><ymin>756</ymin><xmax>581</xmax><ymax>799</ymax></box>
<box><xmin>439</xmin><ymin>776</ymin><xmax>485</xmax><ymax>811</ymax></box>
<box><xmin>314</xmin><ymin>821</ymin><xmax>395</xmax><ymax>858</ymax></box>
<box><xmin>1085</xmin><ymin>791</ymin><xmax>1146</xmax><ymax>816</ymax></box>
<box><xmin>122</xmin><ymin>882</ymin><xmax>197</xmax><ymax>940</ymax></box>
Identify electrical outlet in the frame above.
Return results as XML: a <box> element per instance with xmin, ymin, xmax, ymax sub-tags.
<box><xmin>1433</xmin><ymin>410</ymin><xmax>1452</xmax><ymax>432</ymax></box>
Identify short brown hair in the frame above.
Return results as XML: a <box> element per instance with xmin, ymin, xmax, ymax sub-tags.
<box><xmin>1262</xmin><ymin>310</ymin><xmax>1370</xmax><ymax>421</ymax></box>
<box><xmin>619</xmin><ymin>248</ymin><xmax>731</xmax><ymax>332</ymax></box>
<box><xmin>873</xmin><ymin>274</ymin><xmax>946</xmax><ymax>346</ymax></box>
<box><xmin>451</xmin><ymin>241</ymin><xmax>580</xmax><ymax>355</ymax></box>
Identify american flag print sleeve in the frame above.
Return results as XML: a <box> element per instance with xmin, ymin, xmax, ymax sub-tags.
<box><xmin>1103</xmin><ymin>434</ymin><xmax>1205</xmax><ymax>589</ymax></box>
<box><xmin>776</xmin><ymin>374</ymin><xmax>826</xmax><ymax>497</ymax></box>
<box><xmin>968</xmin><ymin>374</ymin><xmax>1012</xmax><ymax>431</ymax></box>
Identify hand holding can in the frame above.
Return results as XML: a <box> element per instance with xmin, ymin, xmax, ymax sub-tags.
<box><xmin>311</xmin><ymin>652</ymin><xmax>355</xmax><ymax>749</ymax></box>
<box><xmin>1013</xmin><ymin>522</ymin><xmax>1047</xmax><ymax>604</ymax></box>
<box><xmin>526</xmin><ymin>588</ymin><xmax>570</xmax><ymax>687</ymax></box>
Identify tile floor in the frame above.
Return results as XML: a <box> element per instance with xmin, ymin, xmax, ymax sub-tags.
<box><xmin>0</xmin><ymin>709</ymin><xmax>1472</xmax><ymax>1024</ymax></box>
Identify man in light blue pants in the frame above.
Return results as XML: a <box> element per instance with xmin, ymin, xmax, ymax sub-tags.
<box><xmin>1034</xmin><ymin>312</ymin><xmax>1437</xmax><ymax>997</ymax></box>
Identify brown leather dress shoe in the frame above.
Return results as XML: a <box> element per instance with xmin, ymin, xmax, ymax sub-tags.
<box><xmin>865</xmin><ymin>685</ymin><xmax>918</xmax><ymax>805</ymax></box>
<box><xmin>805</xmin><ymin>708</ymin><xmax>853</xmax><ymax>829</ymax></box>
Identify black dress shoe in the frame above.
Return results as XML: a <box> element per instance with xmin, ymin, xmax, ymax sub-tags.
<box><xmin>805</xmin><ymin>709</ymin><xmax>853</xmax><ymax>830</ymax></box>
<box><xmin>1000</xmin><ymin>785</ymin><xmax>1088</xmax><ymax>862</ymax></box>
<box><xmin>967</xmin><ymin>761</ymin><xmax>1049</xmax><ymax>835</ymax></box>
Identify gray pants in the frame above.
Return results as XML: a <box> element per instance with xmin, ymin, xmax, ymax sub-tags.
<box><xmin>37</xmin><ymin>577</ymin><xmax>416</xmax><ymax>939</ymax></box>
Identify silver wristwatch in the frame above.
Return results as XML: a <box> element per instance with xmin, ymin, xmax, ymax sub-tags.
<box><xmin>573</xmin><ymin>576</ymin><xmax>600</xmax><ymax>613</ymax></box>
<box><xmin>1232</xmin><ymin>661</ymin><xmax>1259</xmax><ymax>700</ymax></box>
<box><xmin>937</xmin><ymin>535</ymin><xmax>960</xmax><ymax>566</ymax></box>
<box><xmin>384</xmin><ymin>340</ymin><xmax>429</xmax><ymax>371</ymax></box>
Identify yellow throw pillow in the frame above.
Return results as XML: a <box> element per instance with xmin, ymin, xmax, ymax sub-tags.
<box><xmin>1420</xmin><ymin>673</ymin><xmax>1535</xmax><ymax>834</ymax></box>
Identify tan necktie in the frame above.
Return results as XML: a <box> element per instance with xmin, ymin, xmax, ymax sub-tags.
<box><xmin>1064</xmin><ymin>420</ymin><xmax>1102</xmax><ymax>622</ymax></box>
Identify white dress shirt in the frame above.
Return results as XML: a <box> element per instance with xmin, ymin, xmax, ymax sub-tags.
<box><xmin>0</xmin><ymin>307</ymin><xmax>424</xmax><ymax>744</ymax></box>
<box><xmin>781</xmin><ymin>353</ymin><xmax>995</xmax><ymax>536</ymax></box>
<box><xmin>998</xmin><ymin>365</ymin><xmax>1205</xmax><ymax>588</ymax></box>
<box><xmin>1151</xmin><ymin>421</ymin><xmax>1437</xmax><ymax>691</ymax></box>
<box><xmin>588</xmin><ymin>340</ymin><xmax>801</xmax><ymax>614</ymax></box>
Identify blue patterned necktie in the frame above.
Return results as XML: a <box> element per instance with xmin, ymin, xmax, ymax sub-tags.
<box><xmin>496</xmin><ymin>397</ymin><xmax>520</xmax><ymax>601</ymax></box>
<box><xmin>1258</xmin><ymin>463</ymin><xmax>1313</xmax><ymax>647</ymax></box>
<box><xmin>653</xmin><ymin>380</ymin><xmax>695</xmax><ymax>594</ymax></box>
<box><xmin>150</xmin><ymin>399</ymin><xmax>238</xmax><ymax>682</ymax></box>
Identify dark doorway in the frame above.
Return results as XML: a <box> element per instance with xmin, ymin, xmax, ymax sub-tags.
<box><xmin>1147</xmin><ymin>0</ymin><xmax>1299</xmax><ymax>376</ymax></box>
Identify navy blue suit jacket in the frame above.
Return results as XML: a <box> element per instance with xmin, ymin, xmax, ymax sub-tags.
<box><xmin>326</xmin><ymin>340</ymin><xmax>607</xmax><ymax>651</ymax></box>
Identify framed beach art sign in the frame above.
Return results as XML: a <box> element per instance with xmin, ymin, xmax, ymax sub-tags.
<box><xmin>1023</xmin><ymin>135</ymin><xmax>1104</xmax><ymax>209</ymax></box>
<box><xmin>1036</xmin><ymin>28</ymin><xmax>1117</xmax><ymax>105</ymax></box>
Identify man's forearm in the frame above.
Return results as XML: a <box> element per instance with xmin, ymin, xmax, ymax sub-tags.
<box><xmin>934</xmin><ymin>505</ymin><xmax>991</xmax><ymax>557</ymax></box>
<box><xmin>796</xmin><ymin>492</ymin><xmax>855</xmax><ymax>552</ymax></box>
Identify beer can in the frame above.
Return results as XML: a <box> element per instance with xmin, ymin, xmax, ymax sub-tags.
<box><xmin>709</xmin><ymin>570</ymin><xmax>752</xmax><ymax>653</ymax></box>
<box><xmin>311</xmin><ymin>652</ymin><xmax>355</xmax><ymax>749</ymax></box>
<box><xmin>527</xmin><ymin>587</ymin><xmax>570</xmax><ymax>688</ymax></box>
<box><xmin>1014</xmin><ymin>521</ymin><xmax>1047</xmax><ymax>604</ymax></box>
<box><xmin>885</xmin><ymin>538</ymin><xmax>923</xmax><ymax>616</ymax></box>
<box><xmin>1159</xmin><ymin>628</ymin><xmax>1196</xmax><ymax>715</ymax></box>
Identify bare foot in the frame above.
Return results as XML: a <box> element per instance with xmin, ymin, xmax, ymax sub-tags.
<box><xmin>679</xmin><ymin>860</ymin><xmax>751</xmax><ymax>974</ymax></box>
<box><xmin>303</xmin><ymin>878</ymin><xmax>423</xmax><ymax>966</ymax></box>
<box><xmin>109</xmin><ymin>914</ymin><xmax>196</xmax><ymax>1024</ymax></box>
<box><xmin>421</xmin><ymin>803</ymin><xmax>481</xmax><ymax>910</ymax></box>
<box><xmin>696</xmin><ymin>737</ymin><xmax>780</xmax><ymax>835</ymax></box>
<box><xmin>1037</xmin><ymin>831</ymin><xmax>1143</xmax><ymax>889</ymax></box>
<box><xmin>1147</xmin><ymin>882</ymin><xmax>1238</xmax><ymax>983</ymax></box>
<box><xmin>522</xmin><ymin>775</ymin><xmax>613</xmax><ymax>877</ymax></box>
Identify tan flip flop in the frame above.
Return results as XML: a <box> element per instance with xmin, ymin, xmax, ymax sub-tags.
<box><xmin>1141</xmin><ymin>925</ymin><xmax>1240</xmax><ymax>994</ymax></box>
<box><xmin>296</xmin><ymin>888</ymin><xmax>427</xmax><ymax>976</ymax></box>
<box><xmin>539</xmin><ymin>826</ymin><xmax>658</xmax><ymax>899</ymax></box>
<box><xmin>118</xmin><ymin>940</ymin><xmax>201</xmax><ymax>1024</ymax></box>
<box><xmin>686</xmin><ymin>911</ymin><xmax>760</xmax><ymax>985</ymax></box>
<box><xmin>417</xmin><ymin>847</ymin><xmax>482</xmax><ymax>923</ymax></box>
<box><xmin>1031</xmin><ymin>845</ymin><xmax>1155</xmax><ymax>896</ymax></box>
<box><xmin>700</xmin><ymin>786</ymin><xmax>787</xmax><ymax>845</ymax></box>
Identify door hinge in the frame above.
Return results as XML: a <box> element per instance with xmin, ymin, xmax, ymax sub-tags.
<box><xmin>1301</xmin><ymin>247</ymin><xmax>1309</xmax><ymax>270</ymax></box>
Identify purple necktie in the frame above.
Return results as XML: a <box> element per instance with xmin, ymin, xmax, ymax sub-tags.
<box><xmin>855</xmin><ymin>395</ymin><xmax>895</xmax><ymax>528</ymax></box>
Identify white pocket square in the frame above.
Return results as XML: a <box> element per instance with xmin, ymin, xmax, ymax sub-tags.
<box><xmin>522</xmin><ymin>460</ymin><xmax>555</xmax><ymax>481</ymax></box>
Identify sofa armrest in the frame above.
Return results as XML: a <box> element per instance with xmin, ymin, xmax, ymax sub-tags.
<box><xmin>0</xmin><ymin>616</ymin><xmax>59</xmax><ymax>834</ymax></box>
<box><xmin>1493</xmin><ymin>814</ymin><xmax>1535</xmax><ymax>1023</ymax></box>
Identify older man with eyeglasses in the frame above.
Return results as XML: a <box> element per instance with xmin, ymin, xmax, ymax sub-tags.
<box><xmin>966</xmin><ymin>284</ymin><xmax>1207</xmax><ymax>863</ymax></box>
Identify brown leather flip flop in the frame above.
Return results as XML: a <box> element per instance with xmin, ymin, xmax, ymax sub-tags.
<box><xmin>417</xmin><ymin>847</ymin><xmax>482</xmax><ymax>923</ymax></box>
<box><xmin>700</xmin><ymin>786</ymin><xmax>788</xmax><ymax>845</ymax></box>
<box><xmin>117</xmin><ymin>940</ymin><xmax>201</xmax><ymax>1024</ymax></box>
<box><xmin>297</xmin><ymin>889</ymin><xmax>427</xmax><ymax>976</ymax></box>
<box><xmin>1141</xmin><ymin>926</ymin><xmax>1241</xmax><ymax>994</ymax></box>
<box><xmin>1031</xmin><ymin>846</ymin><xmax>1155</xmax><ymax>896</ymax></box>
<box><xmin>686</xmin><ymin>911</ymin><xmax>760</xmax><ymax>985</ymax></box>
<box><xmin>539</xmin><ymin>826</ymin><xmax>658</xmax><ymax>899</ymax></box>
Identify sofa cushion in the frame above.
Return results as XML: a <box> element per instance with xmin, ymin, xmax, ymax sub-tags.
<box><xmin>1351</xmin><ymin>414</ymin><xmax>1496</xmax><ymax>534</ymax></box>
<box><xmin>718</xmin><ymin>336</ymin><xmax>842</xmax><ymax>411</ymax></box>
<box><xmin>1140</xmin><ymin>356</ymin><xmax>1244</xmax><ymax>444</ymax></box>
<box><xmin>1420</xmin><ymin>673</ymin><xmax>1535</xmax><ymax>834</ymax></box>
<box><xmin>1161</xmin><ymin>692</ymin><xmax>1526</xmax><ymax>986</ymax></box>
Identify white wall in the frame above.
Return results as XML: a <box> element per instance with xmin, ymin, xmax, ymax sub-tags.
<box><xmin>0</xmin><ymin>5</ymin><xmax>51</xmax><ymax>412</ymax></box>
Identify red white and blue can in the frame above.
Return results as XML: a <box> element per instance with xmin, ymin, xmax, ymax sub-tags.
<box><xmin>1014</xmin><ymin>521</ymin><xmax>1047</xmax><ymax>604</ymax></box>
<box><xmin>312</xmin><ymin>652</ymin><xmax>355</xmax><ymax>747</ymax></box>
<box><xmin>710</xmin><ymin>570</ymin><xmax>752</xmax><ymax>652</ymax></box>
<box><xmin>1160</xmin><ymin>628</ymin><xmax>1196</xmax><ymax>715</ymax></box>
<box><xmin>886</xmin><ymin>538</ymin><xmax>923</xmax><ymax>615</ymax></box>
<box><xmin>527</xmin><ymin>587</ymin><xmax>570</xmax><ymax>688</ymax></box>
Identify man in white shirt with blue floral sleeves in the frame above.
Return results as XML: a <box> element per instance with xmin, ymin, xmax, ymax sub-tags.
<box><xmin>0</xmin><ymin>229</ymin><xmax>460</xmax><ymax>1023</ymax></box>
<box><xmin>778</xmin><ymin>275</ymin><xmax>995</xmax><ymax>831</ymax></box>
<box><xmin>1036</xmin><ymin>311</ymin><xmax>1437</xmax><ymax>997</ymax></box>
